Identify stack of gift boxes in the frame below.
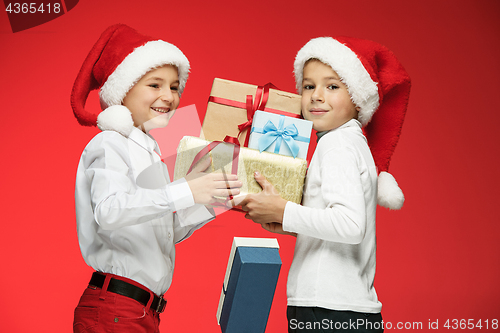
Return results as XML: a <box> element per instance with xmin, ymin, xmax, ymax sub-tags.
<box><xmin>173</xmin><ymin>78</ymin><xmax>312</xmax><ymax>333</ymax></box>
<box><xmin>173</xmin><ymin>78</ymin><xmax>313</xmax><ymax>206</ymax></box>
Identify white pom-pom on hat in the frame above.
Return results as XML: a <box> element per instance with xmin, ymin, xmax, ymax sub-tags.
<box><xmin>377</xmin><ymin>171</ymin><xmax>404</xmax><ymax>210</ymax></box>
<box><xmin>97</xmin><ymin>105</ymin><xmax>134</xmax><ymax>137</ymax></box>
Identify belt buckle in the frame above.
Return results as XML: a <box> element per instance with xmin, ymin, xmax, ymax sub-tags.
<box><xmin>155</xmin><ymin>295</ymin><xmax>166</xmax><ymax>313</ymax></box>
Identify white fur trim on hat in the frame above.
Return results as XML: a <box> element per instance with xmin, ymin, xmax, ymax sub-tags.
<box><xmin>294</xmin><ymin>37</ymin><xmax>379</xmax><ymax>126</ymax></box>
<box><xmin>99</xmin><ymin>40</ymin><xmax>190</xmax><ymax>109</ymax></box>
<box><xmin>377</xmin><ymin>171</ymin><xmax>404</xmax><ymax>210</ymax></box>
<box><xmin>97</xmin><ymin>105</ymin><xmax>135</xmax><ymax>137</ymax></box>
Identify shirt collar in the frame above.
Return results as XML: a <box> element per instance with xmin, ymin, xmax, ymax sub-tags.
<box><xmin>317</xmin><ymin>119</ymin><xmax>362</xmax><ymax>141</ymax></box>
<box><xmin>316</xmin><ymin>130</ymin><xmax>329</xmax><ymax>142</ymax></box>
<box><xmin>128</xmin><ymin>127</ymin><xmax>161</xmax><ymax>155</ymax></box>
<box><xmin>340</xmin><ymin>118</ymin><xmax>362</xmax><ymax>130</ymax></box>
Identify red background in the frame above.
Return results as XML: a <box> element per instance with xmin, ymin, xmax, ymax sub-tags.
<box><xmin>1</xmin><ymin>0</ymin><xmax>499</xmax><ymax>332</ymax></box>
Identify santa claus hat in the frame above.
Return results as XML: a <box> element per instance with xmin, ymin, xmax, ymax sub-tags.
<box><xmin>294</xmin><ymin>37</ymin><xmax>411</xmax><ymax>210</ymax></box>
<box><xmin>71</xmin><ymin>24</ymin><xmax>190</xmax><ymax>136</ymax></box>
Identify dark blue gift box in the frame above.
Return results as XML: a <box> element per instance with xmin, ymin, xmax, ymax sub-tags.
<box><xmin>217</xmin><ymin>237</ymin><xmax>282</xmax><ymax>333</ymax></box>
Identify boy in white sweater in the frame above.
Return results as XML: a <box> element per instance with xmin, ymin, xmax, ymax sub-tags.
<box><xmin>238</xmin><ymin>37</ymin><xmax>411</xmax><ymax>332</ymax></box>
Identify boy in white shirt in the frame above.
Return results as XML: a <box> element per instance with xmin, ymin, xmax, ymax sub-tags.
<box><xmin>239</xmin><ymin>37</ymin><xmax>411</xmax><ymax>332</ymax></box>
<box><xmin>71</xmin><ymin>24</ymin><xmax>241</xmax><ymax>332</ymax></box>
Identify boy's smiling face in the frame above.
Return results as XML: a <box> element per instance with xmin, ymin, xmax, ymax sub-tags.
<box><xmin>301</xmin><ymin>59</ymin><xmax>359</xmax><ymax>132</ymax></box>
<box><xmin>122</xmin><ymin>65</ymin><xmax>180</xmax><ymax>132</ymax></box>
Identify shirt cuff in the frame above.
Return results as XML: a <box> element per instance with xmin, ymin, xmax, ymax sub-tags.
<box><xmin>176</xmin><ymin>204</ymin><xmax>215</xmax><ymax>228</ymax></box>
<box><xmin>282</xmin><ymin>201</ymin><xmax>298</xmax><ymax>233</ymax></box>
<box><xmin>166</xmin><ymin>178</ymin><xmax>194</xmax><ymax>211</ymax></box>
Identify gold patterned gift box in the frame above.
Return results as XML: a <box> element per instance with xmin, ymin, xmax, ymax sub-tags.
<box><xmin>173</xmin><ymin>136</ymin><xmax>307</xmax><ymax>206</ymax></box>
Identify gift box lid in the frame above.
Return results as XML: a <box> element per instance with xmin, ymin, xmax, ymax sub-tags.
<box><xmin>209</xmin><ymin>78</ymin><xmax>301</xmax><ymax>115</ymax></box>
<box><xmin>217</xmin><ymin>237</ymin><xmax>281</xmax><ymax>332</ymax></box>
<box><xmin>201</xmin><ymin>78</ymin><xmax>302</xmax><ymax>146</ymax></box>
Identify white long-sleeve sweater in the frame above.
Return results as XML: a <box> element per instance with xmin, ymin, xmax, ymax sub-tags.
<box><xmin>282</xmin><ymin>119</ymin><xmax>382</xmax><ymax>313</ymax></box>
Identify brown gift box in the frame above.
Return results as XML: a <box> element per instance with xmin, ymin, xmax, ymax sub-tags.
<box><xmin>173</xmin><ymin>136</ymin><xmax>307</xmax><ymax>206</ymax></box>
<box><xmin>200</xmin><ymin>78</ymin><xmax>302</xmax><ymax>146</ymax></box>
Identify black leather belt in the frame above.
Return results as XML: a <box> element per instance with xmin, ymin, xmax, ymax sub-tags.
<box><xmin>89</xmin><ymin>272</ymin><xmax>167</xmax><ymax>313</ymax></box>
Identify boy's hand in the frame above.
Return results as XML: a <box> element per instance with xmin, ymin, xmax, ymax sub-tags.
<box><xmin>233</xmin><ymin>171</ymin><xmax>287</xmax><ymax>224</ymax></box>
<box><xmin>261</xmin><ymin>222</ymin><xmax>297</xmax><ymax>237</ymax></box>
<box><xmin>185</xmin><ymin>157</ymin><xmax>242</xmax><ymax>205</ymax></box>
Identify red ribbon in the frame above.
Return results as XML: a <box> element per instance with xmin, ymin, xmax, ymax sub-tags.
<box><xmin>223</xmin><ymin>135</ymin><xmax>240</xmax><ymax>146</ymax></box>
<box><xmin>187</xmin><ymin>141</ymin><xmax>240</xmax><ymax>177</ymax></box>
<box><xmin>208</xmin><ymin>82</ymin><xmax>300</xmax><ymax>147</ymax></box>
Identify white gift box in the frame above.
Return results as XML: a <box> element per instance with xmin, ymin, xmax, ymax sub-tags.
<box><xmin>248</xmin><ymin>110</ymin><xmax>313</xmax><ymax>159</ymax></box>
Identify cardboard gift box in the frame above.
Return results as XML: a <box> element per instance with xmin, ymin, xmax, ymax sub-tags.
<box><xmin>201</xmin><ymin>78</ymin><xmax>302</xmax><ymax>147</ymax></box>
<box><xmin>216</xmin><ymin>237</ymin><xmax>282</xmax><ymax>333</ymax></box>
<box><xmin>248</xmin><ymin>110</ymin><xmax>313</xmax><ymax>159</ymax></box>
<box><xmin>173</xmin><ymin>136</ymin><xmax>307</xmax><ymax>205</ymax></box>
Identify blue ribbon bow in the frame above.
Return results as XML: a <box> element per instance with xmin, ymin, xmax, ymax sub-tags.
<box><xmin>252</xmin><ymin>115</ymin><xmax>309</xmax><ymax>158</ymax></box>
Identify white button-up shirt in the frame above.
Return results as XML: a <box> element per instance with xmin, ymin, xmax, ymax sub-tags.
<box><xmin>75</xmin><ymin>128</ymin><xmax>214</xmax><ymax>296</ymax></box>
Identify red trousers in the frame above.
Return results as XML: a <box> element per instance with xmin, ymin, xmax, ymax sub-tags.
<box><xmin>73</xmin><ymin>273</ymin><xmax>161</xmax><ymax>333</ymax></box>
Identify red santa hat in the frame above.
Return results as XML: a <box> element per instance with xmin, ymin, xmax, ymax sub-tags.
<box><xmin>294</xmin><ymin>37</ymin><xmax>411</xmax><ymax>210</ymax></box>
<box><xmin>71</xmin><ymin>24</ymin><xmax>190</xmax><ymax>136</ymax></box>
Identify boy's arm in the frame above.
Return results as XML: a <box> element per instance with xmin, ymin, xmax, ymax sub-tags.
<box><xmin>82</xmin><ymin>134</ymin><xmax>194</xmax><ymax>230</ymax></box>
<box><xmin>282</xmin><ymin>147</ymin><xmax>368</xmax><ymax>244</ymax></box>
<box><xmin>240</xmin><ymin>147</ymin><xmax>368</xmax><ymax>244</ymax></box>
<box><xmin>173</xmin><ymin>205</ymin><xmax>215</xmax><ymax>243</ymax></box>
